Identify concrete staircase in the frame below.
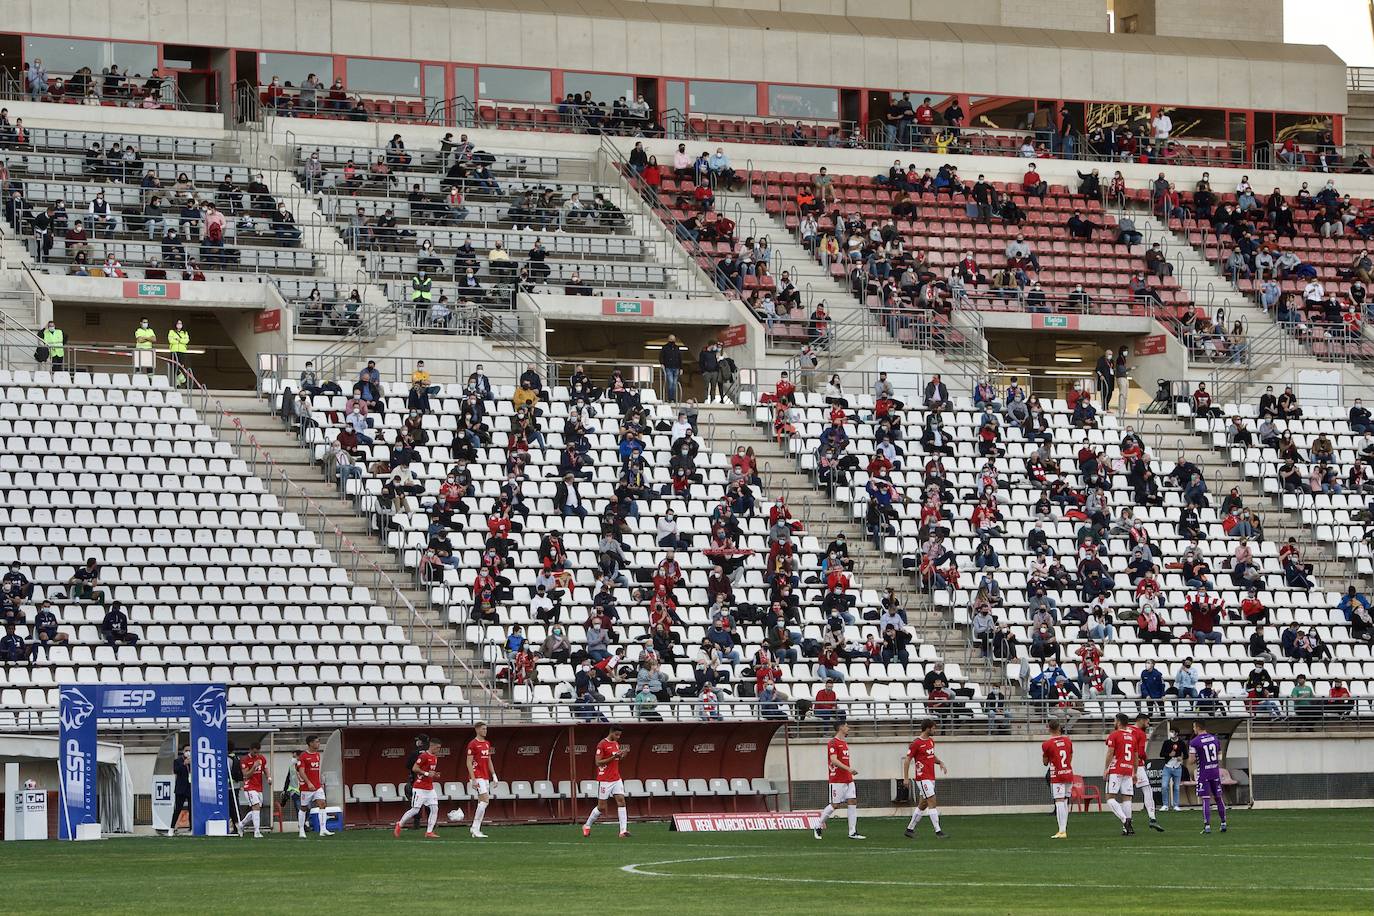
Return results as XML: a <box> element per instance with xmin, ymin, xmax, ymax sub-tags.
<box><xmin>696</xmin><ymin>403</ymin><xmax>990</xmax><ymax>686</ymax></box>
<box><xmin>1133</xmin><ymin>412</ymin><xmax>1355</xmax><ymax>584</ymax></box>
<box><xmin>205</xmin><ymin>388</ymin><xmax>500</xmax><ymax>704</ymax></box>
<box><xmin>1345</xmin><ymin>91</ymin><xmax>1374</xmax><ymax>153</ymax></box>
<box><xmin>725</xmin><ymin>190</ymin><xmax>842</xmax><ymax>306</ymax></box>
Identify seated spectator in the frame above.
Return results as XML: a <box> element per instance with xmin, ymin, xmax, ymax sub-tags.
<box><xmin>1065</xmin><ymin>209</ymin><xmax>1100</xmax><ymax>240</ymax></box>
<box><xmin>99</xmin><ymin>602</ymin><xmax>139</xmax><ymax>648</ymax></box>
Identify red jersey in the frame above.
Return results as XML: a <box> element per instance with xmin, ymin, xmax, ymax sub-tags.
<box><xmin>241</xmin><ymin>752</ymin><xmax>267</xmax><ymax>793</ymax></box>
<box><xmin>1105</xmin><ymin>729</ymin><xmax>1136</xmax><ymax>776</ymax></box>
<box><xmin>826</xmin><ymin>737</ymin><xmax>852</xmax><ymax>784</ymax></box>
<box><xmin>907</xmin><ymin>737</ymin><xmax>937</xmax><ymax>781</ymax></box>
<box><xmin>297</xmin><ymin>751</ymin><xmax>323</xmax><ymax>791</ymax></box>
<box><xmin>1041</xmin><ymin>736</ymin><xmax>1074</xmax><ymax>783</ymax></box>
<box><xmin>1127</xmin><ymin>725</ymin><xmax>1148</xmax><ymax>768</ymax></box>
<box><xmin>596</xmin><ymin>739</ymin><xmax>623</xmax><ymax>782</ymax></box>
<box><xmin>467</xmin><ymin>737</ymin><xmax>493</xmax><ymax>780</ymax></box>
<box><xmin>412</xmin><ymin>750</ymin><xmax>438</xmax><ymax>790</ymax></box>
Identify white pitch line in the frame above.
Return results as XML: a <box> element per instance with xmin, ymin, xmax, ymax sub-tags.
<box><xmin>619</xmin><ymin>855</ymin><xmax>1374</xmax><ymax>893</ymax></box>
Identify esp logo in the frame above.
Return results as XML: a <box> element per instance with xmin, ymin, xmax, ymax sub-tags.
<box><xmin>195</xmin><ymin>736</ymin><xmax>219</xmax><ymax>804</ymax></box>
<box><xmin>104</xmin><ymin>688</ymin><xmax>156</xmax><ymax>709</ymax></box>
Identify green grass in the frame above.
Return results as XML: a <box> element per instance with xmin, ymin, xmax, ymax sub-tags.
<box><xmin>5</xmin><ymin>808</ymin><xmax>1371</xmax><ymax>914</ymax></box>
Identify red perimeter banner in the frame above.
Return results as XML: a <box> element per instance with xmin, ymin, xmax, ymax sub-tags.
<box><xmin>673</xmin><ymin>811</ymin><xmax>819</xmax><ymax>832</ymax></box>
<box><xmin>341</xmin><ymin>722</ymin><xmax>783</xmax><ymax>825</ymax></box>
<box><xmin>718</xmin><ymin>324</ymin><xmax>748</xmax><ymax>348</ymax></box>
<box><xmin>1135</xmin><ymin>333</ymin><xmax>1167</xmax><ymax>355</ymax></box>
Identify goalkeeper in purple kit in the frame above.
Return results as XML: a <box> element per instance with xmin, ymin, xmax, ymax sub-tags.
<box><xmin>1188</xmin><ymin>721</ymin><xmax>1227</xmax><ymax>834</ymax></box>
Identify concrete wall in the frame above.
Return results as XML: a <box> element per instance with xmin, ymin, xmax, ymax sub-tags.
<box><xmin>0</xmin><ymin>0</ymin><xmax>1344</xmax><ymax>113</ymax></box>
<box><xmin>616</xmin><ymin>0</ymin><xmax>1108</xmax><ymax>34</ymax></box>
<box><xmin>1152</xmin><ymin>0</ymin><xmax>1284</xmax><ymax>44</ymax></box>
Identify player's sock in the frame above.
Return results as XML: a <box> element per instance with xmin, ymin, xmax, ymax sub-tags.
<box><xmin>1202</xmin><ymin>797</ymin><xmax>1212</xmax><ymax>826</ymax></box>
<box><xmin>1055</xmin><ymin>800</ymin><xmax>1069</xmax><ymax>833</ymax></box>
<box><xmin>584</xmin><ymin>808</ymin><xmax>601</xmax><ymax>829</ymax></box>
<box><xmin>297</xmin><ymin>808</ymin><xmax>306</xmax><ymax>834</ymax></box>
<box><xmin>907</xmin><ymin>808</ymin><xmax>923</xmax><ymax>830</ymax></box>
<box><xmin>252</xmin><ymin>810</ymin><xmax>262</xmax><ymax>834</ymax></box>
<box><xmin>816</xmin><ymin>804</ymin><xmax>834</xmax><ymax>829</ymax></box>
<box><xmin>314</xmin><ymin>809</ymin><xmax>329</xmax><ymax>834</ymax></box>
<box><xmin>473</xmin><ymin>801</ymin><xmax>488</xmax><ymax>832</ymax></box>
<box><xmin>1106</xmin><ymin>798</ymin><xmax>1125</xmax><ymax>823</ymax></box>
<box><xmin>1141</xmin><ymin>788</ymin><xmax>1157</xmax><ymax>820</ymax></box>
<box><xmin>398</xmin><ymin>806</ymin><xmax>419</xmax><ymax>828</ymax></box>
<box><xmin>618</xmin><ymin>806</ymin><xmax>628</xmax><ymax>833</ymax></box>
<box><xmin>1214</xmin><ymin>794</ymin><xmax>1227</xmax><ymax>825</ymax></box>
<box><xmin>928</xmin><ymin>808</ymin><xmax>941</xmax><ymax>832</ymax></box>
<box><xmin>426</xmin><ymin>805</ymin><xmax>438</xmax><ymax>833</ymax></box>
<box><xmin>846</xmin><ymin>806</ymin><xmax>857</xmax><ymax>835</ymax></box>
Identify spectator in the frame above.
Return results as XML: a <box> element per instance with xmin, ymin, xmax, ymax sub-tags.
<box><xmin>1139</xmin><ymin>659</ymin><xmax>1165</xmax><ymax>717</ymax></box>
<box><xmin>659</xmin><ymin>334</ymin><xmax>683</xmax><ymax>401</ymax></box>
<box><xmin>1290</xmin><ymin>674</ymin><xmax>1318</xmax><ymax>723</ymax></box>
<box><xmin>99</xmin><ymin>602</ymin><xmax>139</xmax><ymax>648</ymax></box>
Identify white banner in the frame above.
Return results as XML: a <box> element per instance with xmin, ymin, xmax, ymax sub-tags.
<box><xmin>672</xmin><ymin>811</ymin><xmax>821</xmax><ymax>832</ymax></box>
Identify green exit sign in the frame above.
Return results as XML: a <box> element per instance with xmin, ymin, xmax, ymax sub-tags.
<box><xmin>1042</xmin><ymin>314</ymin><xmax>1069</xmax><ymax>328</ymax></box>
<box><xmin>138</xmin><ymin>282</ymin><xmax>168</xmax><ymax>297</ymax></box>
<box><xmin>614</xmin><ymin>300</ymin><xmax>644</xmax><ymax>314</ymax></box>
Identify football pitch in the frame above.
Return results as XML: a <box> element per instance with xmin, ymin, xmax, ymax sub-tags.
<box><xmin>5</xmin><ymin>808</ymin><xmax>1370</xmax><ymax>914</ymax></box>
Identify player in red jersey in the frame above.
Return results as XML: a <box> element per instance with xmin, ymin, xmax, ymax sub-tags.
<box><xmin>1131</xmin><ymin>712</ymin><xmax>1164</xmax><ymax>832</ymax></box>
<box><xmin>902</xmin><ymin>718</ymin><xmax>948</xmax><ymax>839</ymax></box>
<box><xmin>295</xmin><ymin>735</ymin><xmax>334</xmax><ymax>837</ymax></box>
<box><xmin>583</xmin><ymin>726</ymin><xmax>631</xmax><ymax>838</ymax></box>
<box><xmin>394</xmin><ymin>736</ymin><xmax>441</xmax><ymax>838</ymax></box>
<box><xmin>1103</xmin><ymin>713</ymin><xmax>1138</xmax><ymax>835</ymax></box>
<box><xmin>1041</xmin><ymin>719</ymin><xmax>1075</xmax><ymax>838</ymax></box>
<box><xmin>813</xmin><ymin>721</ymin><xmax>864</xmax><ymax>840</ymax></box>
<box><xmin>238</xmin><ymin>742</ymin><xmax>268</xmax><ymax>838</ymax></box>
<box><xmin>466</xmin><ymin>721</ymin><xmax>497</xmax><ymax>839</ymax></box>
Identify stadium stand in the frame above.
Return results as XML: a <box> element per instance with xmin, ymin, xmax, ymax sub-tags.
<box><xmin>0</xmin><ymin>367</ymin><xmax>470</xmax><ymax>726</ymax></box>
<box><xmin>261</xmin><ymin>360</ymin><xmax>962</xmax><ymax>725</ymax></box>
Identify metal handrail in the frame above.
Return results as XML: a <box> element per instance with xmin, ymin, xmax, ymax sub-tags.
<box><xmin>189</xmin><ymin>366</ymin><xmax>504</xmax><ymax>706</ymax></box>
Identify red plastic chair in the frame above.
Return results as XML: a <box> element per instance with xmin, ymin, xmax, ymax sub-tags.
<box><xmin>1071</xmin><ymin>776</ymin><xmax>1102</xmax><ymax>813</ymax></box>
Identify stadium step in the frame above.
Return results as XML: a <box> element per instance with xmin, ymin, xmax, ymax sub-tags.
<box><xmin>695</xmin><ymin>401</ymin><xmax>983</xmax><ymax>674</ymax></box>
<box><xmin>204</xmin><ymin>387</ymin><xmax>500</xmax><ymax>707</ymax></box>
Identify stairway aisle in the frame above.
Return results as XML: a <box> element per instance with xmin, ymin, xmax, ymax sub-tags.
<box><xmin>697</xmin><ymin>402</ymin><xmax>991</xmax><ymax>689</ymax></box>
<box><xmin>1134</xmin><ymin>412</ymin><xmax>1354</xmax><ymax>584</ymax></box>
<box><xmin>207</xmin><ymin>388</ymin><xmax>501</xmax><ymax>704</ymax></box>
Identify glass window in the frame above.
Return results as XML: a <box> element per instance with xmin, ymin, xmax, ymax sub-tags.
<box><xmin>24</xmin><ymin>37</ymin><xmax>156</xmax><ymax>77</ymax></box>
<box><xmin>423</xmin><ymin>64</ymin><xmax>445</xmax><ymax>112</ymax></box>
<box><xmin>666</xmin><ymin>80</ymin><xmax>686</xmax><ymax>117</ymax></box>
<box><xmin>1275</xmin><ymin>112</ymin><xmax>1332</xmax><ymax>145</ymax></box>
<box><xmin>478</xmin><ymin>67</ymin><xmax>551</xmax><ymax>103</ymax></box>
<box><xmin>258</xmin><ymin>53</ymin><xmax>334</xmax><ymax>88</ymax></box>
<box><xmin>563</xmin><ymin>72</ymin><xmax>633</xmax><ymax>105</ymax></box>
<box><xmin>767</xmin><ymin>85</ymin><xmax>838</xmax><ymax>120</ymax></box>
<box><xmin>689</xmin><ymin>80</ymin><xmax>756</xmax><ymax>117</ymax></box>
<box><xmin>346</xmin><ymin>58</ymin><xmax>420</xmax><ymax>96</ymax></box>
<box><xmin>453</xmin><ymin>66</ymin><xmax>475</xmax><ymax>102</ymax></box>
<box><xmin>1161</xmin><ymin>106</ymin><xmax>1227</xmax><ymax>142</ymax></box>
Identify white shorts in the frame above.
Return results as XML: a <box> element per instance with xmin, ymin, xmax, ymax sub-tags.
<box><xmin>1134</xmin><ymin>766</ymin><xmax>1151</xmax><ymax>789</ymax></box>
<box><xmin>828</xmin><ymin>782</ymin><xmax>857</xmax><ymax>805</ymax></box>
<box><xmin>597</xmin><ymin>779</ymin><xmax>625</xmax><ymax>800</ymax></box>
<box><xmin>301</xmin><ymin>788</ymin><xmax>326</xmax><ymax>806</ymax></box>
<box><xmin>471</xmin><ymin>778</ymin><xmax>491</xmax><ymax>798</ymax></box>
<box><xmin>1050</xmin><ymin>782</ymin><xmax>1072</xmax><ymax>801</ymax></box>
<box><xmin>244</xmin><ymin>790</ymin><xmax>264</xmax><ymax>807</ymax></box>
<box><xmin>913</xmin><ymin>779</ymin><xmax>937</xmax><ymax>800</ymax></box>
<box><xmin>411</xmin><ymin>787</ymin><xmax>438</xmax><ymax>808</ymax></box>
<box><xmin>1107</xmin><ymin>774</ymin><xmax>1134</xmax><ymax>796</ymax></box>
